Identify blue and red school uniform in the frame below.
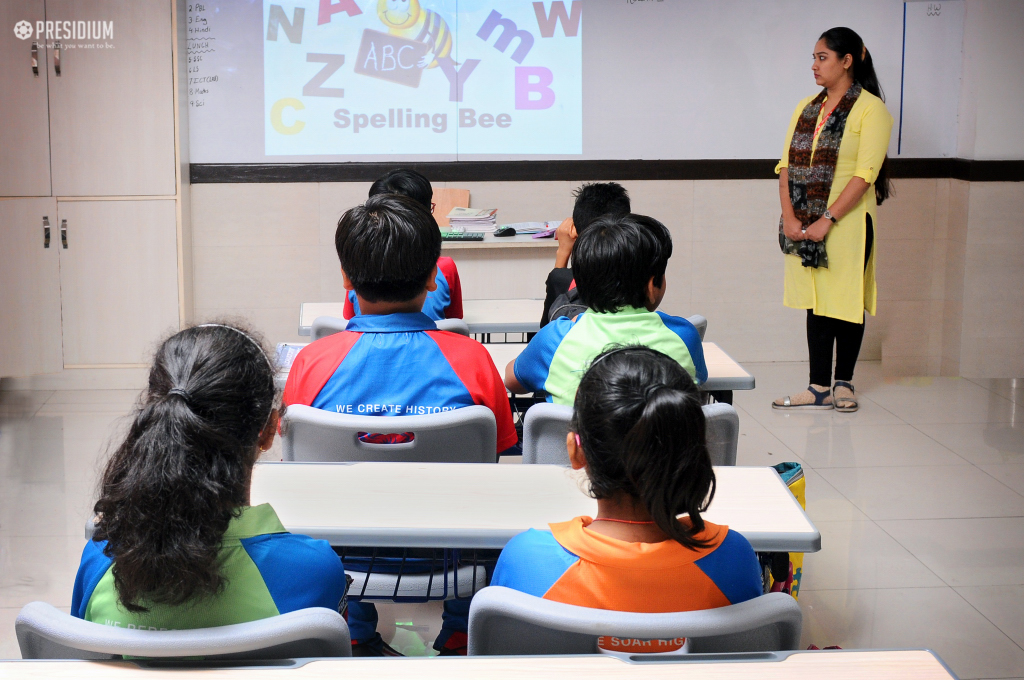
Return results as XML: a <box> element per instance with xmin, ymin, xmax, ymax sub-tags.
<box><xmin>343</xmin><ymin>257</ymin><xmax>463</xmax><ymax>321</ymax></box>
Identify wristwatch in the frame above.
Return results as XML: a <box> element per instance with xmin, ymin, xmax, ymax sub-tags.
<box><xmin>823</xmin><ymin>209</ymin><xmax>838</xmax><ymax>224</ymax></box>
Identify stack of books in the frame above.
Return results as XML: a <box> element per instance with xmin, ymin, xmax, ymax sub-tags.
<box><xmin>447</xmin><ymin>207</ymin><xmax>498</xmax><ymax>231</ymax></box>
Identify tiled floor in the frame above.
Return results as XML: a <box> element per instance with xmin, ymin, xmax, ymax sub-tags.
<box><xmin>1</xmin><ymin>364</ymin><xmax>1023</xmax><ymax>677</ymax></box>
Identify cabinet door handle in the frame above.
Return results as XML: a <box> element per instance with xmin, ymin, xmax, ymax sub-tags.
<box><xmin>43</xmin><ymin>216</ymin><xmax>50</xmax><ymax>248</ymax></box>
<box><xmin>32</xmin><ymin>42</ymin><xmax>39</xmax><ymax>77</ymax></box>
<box><xmin>60</xmin><ymin>219</ymin><xmax>68</xmax><ymax>249</ymax></box>
<box><xmin>54</xmin><ymin>42</ymin><xmax>61</xmax><ymax>76</ymax></box>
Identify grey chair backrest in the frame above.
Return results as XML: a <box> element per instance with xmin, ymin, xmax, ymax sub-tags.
<box><xmin>282</xmin><ymin>403</ymin><xmax>497</xmax><ymax>463</ymax></box>
<box><xmin>467</xmin><ymin>587</ymin><xmax>801</xmax><ymax>656</ymax></box>
<box><xmin>686</xmin><ymin>314</ymin><xmax>708</xmax><ymax>340</ymax></box>
<box><xmin>311</xmin><ymin>315</ymin><xmax>347</xmax><ymax>342</ymax></box>
<box><xmin>522</xmin><ymin>402</ymin><xmax>739</xmax><ymax>466</ymax></box>
<box><xmin>522</xmin><ymin>403</ymin><xmax>573</xmax><ymax>465</ymax></box>
<box><xmin>312</xmin><ymin>315</ymin><xmax>469</xmax><ymax>341</ymax></box>
<box><xmin>16</xmin><ymin>602</ymin><xmax>351</xmax><ymax>661</ymax></box>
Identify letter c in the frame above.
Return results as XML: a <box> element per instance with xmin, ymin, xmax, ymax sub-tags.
<box><xmin>271</xmin><ymin>98</ymin><xmax>305</xmax><ymax>135</ymax></box>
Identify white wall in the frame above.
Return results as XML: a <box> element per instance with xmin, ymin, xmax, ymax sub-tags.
<box><xmin>957</xmin><ymin>0</ymin><xmax>1024</xmax><ymax>159</ymax></box>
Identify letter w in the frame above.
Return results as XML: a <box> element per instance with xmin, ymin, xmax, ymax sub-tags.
<box><xmin>533</xmin><ymin>1</ymin><xmax>581</xmax><ymax>38</ymax></box>
<box><xmin>266</xmin><ymin>5</ymin><xmax>304</xmax><ymax>43</ymax></box>
<box><xmin>303</xmin><ymin>54</ymin><xmax>345</xmax><ymax>97</ymax></box>
<box><xmin>476</xmin><ymin>11</ymin><xmax>534</xmax><ymax>64</ymax></box>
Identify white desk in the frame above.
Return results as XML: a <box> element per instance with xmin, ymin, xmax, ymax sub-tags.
<box><xmin>297</xmin><ymin>299</ymin><xmax>543</xmax><ymax>337</ymax></box>
<box><xmin>0</xmin><ymin>650</ymin><xmax>957</xmax><ymax>679</ymax></box>
<box><xmin>441</xmin><ymin>232</ymin><xmax>561</xmax><ymax>250</ymax></box>
<box><xmin>249</xmin><ymin>463</ymin><xmax>820</xmax><ymax>553</ymax></box>
<box><xmin>0</xmin><ymin>650</ymin><xmax>958</xmax><ymax>679</ymax></box>
<box><xmin>486</xmin><ymin>342</ymin><xmax>755</xmax><ymax>394</ymax></box>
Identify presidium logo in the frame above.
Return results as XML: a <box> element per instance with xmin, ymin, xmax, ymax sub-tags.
<box><xmin>13</xmin><ymin>19</ymin><xmax>114</xmax><ymax>43</ymax></box>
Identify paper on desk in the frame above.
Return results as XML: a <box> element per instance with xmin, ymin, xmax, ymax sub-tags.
<box><xmin>275</xmin><ymin>343</ymin><xmax>307</xmax><ymax>370</ymax></box>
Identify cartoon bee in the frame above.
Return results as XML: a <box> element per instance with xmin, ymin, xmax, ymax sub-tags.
<box><xmin>377</xmin><ymin>0</ymin><xmax>453</xmax><ymax>69</ymax></box>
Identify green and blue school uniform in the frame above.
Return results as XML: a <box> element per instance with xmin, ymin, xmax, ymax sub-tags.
<box><xmin>71</xmin><ymin>504</ymin><xmax>347</xmax><ymax>630</ymax></box>
<box><xmin>514</xmin><ymin>306</ymin><xmax>708</xmax><ymax>405</ymax></box>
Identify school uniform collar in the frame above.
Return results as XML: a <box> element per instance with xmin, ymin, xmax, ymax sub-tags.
<box><xmin>549</xmin><ymin>516</ymin><xmax>727</xmax><ymax>568</ymax></box>
<box><xmin>222</xmin><ymin>504</ymin><xmax>288</xmax><ymax>540</ymax></box>
<box><xmin>587</xmin><ymin>306</ymin><xmax>650</xmax><ymax>317</ymax></box>
<box><xmin>345</xmin><ymin>312</ymin><xmax>438</xmax><ymax>333</ymax></box>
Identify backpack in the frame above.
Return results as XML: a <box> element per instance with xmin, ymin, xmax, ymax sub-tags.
<box><xmin>547</xmin><ymin>285</ymin><xmax>588</xmax><ymax>322</ymax></box>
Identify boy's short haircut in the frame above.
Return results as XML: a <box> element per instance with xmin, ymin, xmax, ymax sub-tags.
<box><xmin>572</xmin><ymin>214</ymin><xmax>672</xmax><ymax>313</ymax></box>
<box><xmin>571</xmin><ymin>182</ymin><xmax>631</xmax><ymax>234</ymax></box>
<box><xmin>335</xmin><ymin>193</ymin><xmax>442</xmax><ymax>304</ymax></box>
<box><xmin>368</xmin><ymin>168</ymin><xmax>433</xmax><ymax>211</ymax></box>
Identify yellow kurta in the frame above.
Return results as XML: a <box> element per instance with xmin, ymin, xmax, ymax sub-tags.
<box><xmin>776</xmin><ymin>90</ymin><xmax>893</xmax><ymax>323</ymax></box>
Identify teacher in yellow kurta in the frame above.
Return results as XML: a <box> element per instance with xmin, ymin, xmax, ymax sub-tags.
<box><xmin>773</xmin><ymin>27</ymin><xmax>893</xmax><ymax>413</ymax></box>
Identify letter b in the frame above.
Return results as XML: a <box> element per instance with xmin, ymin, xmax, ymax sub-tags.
<box><xmin>460</xmin><ymin>108</ymin><xmax>477</xmax><ymax>127</ymax></box>
<box><xmin>515</xmin><ymin>67</ymin><xmax>554</xmax><ymax>110</ymax></box>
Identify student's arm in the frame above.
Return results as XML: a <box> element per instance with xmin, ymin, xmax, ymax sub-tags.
<box><xmin>506</xmin><ymin>321</ymin><xmax>568</xmax><ymax>394</ymax></box>
<box><xmin>438</xmin><ymin>257</ymin><xmax>464</xmax><ymax>319</ymax></box>
<box><xmin>505</xmin><ymin>360</ymin><xmax>528</xmax><ymax>394</ymax></box>
<box><xmin>554</xmin><ymin>217</ymin><xmax>575</xmax><ymax>268</ymax></box>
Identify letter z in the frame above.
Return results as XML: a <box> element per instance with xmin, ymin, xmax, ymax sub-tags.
<box><xmin>304</xmin><ymin>53</ymin><xmax>345</xmax><ymax>97</ymax></box>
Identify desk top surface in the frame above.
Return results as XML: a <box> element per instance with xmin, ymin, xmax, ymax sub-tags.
<box><xmin>0</xmin><ymin>650</ymin><xmax>955</xmax><ymax>679</ymax></box>
<box><xmin>441</xmin><ymin>233</ymin><xmax>561</xmax><ymax>250</ymax></box>
<box><xmin>249</xmin><ymin>463</ymin><xmax>818</xmax><ymax>552</ymax></box>
<box><xmin>299</xmin><ymin>299</ymin><xmax>543</xmax><ymax>335</ymax></box>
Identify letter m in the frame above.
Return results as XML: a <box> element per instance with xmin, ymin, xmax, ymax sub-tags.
<box><xmin>533</xmin><ymin>2</ymin><xmax>582</xmax><ymax>38</ymax></box>
<box><xmin>476</xmin><ymin>10</ymin><xmax>534</xmax><ymax>64</ymax></box>
<box><xmin>267</xmin><ymin>5</ymin><xmax>304</xmax><ymax>43</ymax></box>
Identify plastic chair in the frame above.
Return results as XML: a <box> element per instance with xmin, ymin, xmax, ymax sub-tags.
<box><xmin>522</xmin><ymin>402</ymin><xmax>738</xmax><ymax>466</ymax></box>
<box><xmin>467</xmin><ymin>587</ymin><xmax>801</xmax><ymax>656</ymax></box>
<box><xmin>16</xmin><ymin>602</ymin><xmax>351</xmax><ymax>660</ymax></box>
<box><xmin>686</xmin><ymin>314</ymin><xmax>708</xmax><ymax>340</ymax></box>
<box><xmin>281</xmin><ymin>403</ymin><xmax>497</xmax><ymax>463</ymax></box>
<box><xmin>311</xmin><ymin>315</ymin><xmax>469</xmax><ymax>341</ymax></box>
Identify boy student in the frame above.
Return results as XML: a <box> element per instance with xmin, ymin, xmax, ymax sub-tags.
<box><xmin>283</xmin><ymin>193</ymin><xmax>517</xmax><ymax>656</ymax></box>
<box><xmin>507</xmin><ymin>214</ymin><xmax>707</xmax><ymax>406</ymax></box>
<box><xmin>342</xmin><ymin>168</ymin><xmax>463</xmax><ymax>321</ymax></box>
<box><xmin>541</xmin><ymin>182</ymin><xmax>631</xmax><ymax>327</ymax></box>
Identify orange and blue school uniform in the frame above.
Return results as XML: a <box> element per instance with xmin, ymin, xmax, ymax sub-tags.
<box><xmin>491</xmin><ymin>516</ymin><xmax>762</xmax><ymax>652</ymax></box>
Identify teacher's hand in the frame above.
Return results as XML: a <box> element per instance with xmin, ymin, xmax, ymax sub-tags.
<box><xmin>804</xmin><ymin>217</ymin><xmax>832</xmax><ymax>243</ymax></box>
<box><xmin>783</xmin><ymin>216</ymin><xmax>805</xmax><ymax>241</ymax></box>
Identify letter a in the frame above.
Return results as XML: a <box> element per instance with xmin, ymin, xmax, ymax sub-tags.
<box><xmin>318</xmin><ymin>0</ymin><xmax>362</xmax><ymax>25</ymax></box>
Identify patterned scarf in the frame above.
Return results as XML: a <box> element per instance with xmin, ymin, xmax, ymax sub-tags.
<box><xmin>779</xmin><ymin>83</ymin><xmax>863</xmax><ymax>268</ymax></box>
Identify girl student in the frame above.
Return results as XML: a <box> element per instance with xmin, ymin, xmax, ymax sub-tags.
<box><xmin>72</xmin><ymin>323</ymin><xmax>347</xmax><ymax>630</ymax></box>
<box><xmin>491</xmin><ymin>346</ymin><xmax>762</xmax><ymax>653</ymax></box>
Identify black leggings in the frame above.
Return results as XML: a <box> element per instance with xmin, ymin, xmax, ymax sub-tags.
<box><xmin>807</xmin><ymin>216</ymin><xmax>873</xmax><ymax>386</ymax></box>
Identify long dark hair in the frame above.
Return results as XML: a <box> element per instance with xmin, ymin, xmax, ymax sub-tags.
<box><xmin>571</xmin><ymin>346</ymin><xmax>716</xmax><ymax>550</ymax></box>
<box><xmin>93</xmin><ymin>322</ymin><xmax>278</xmax><ymax>612</ymax></box>
<box><xmin>819</xmin><ymin>26</ymin><xmax>893</xmax><ymax>204</ymax></box>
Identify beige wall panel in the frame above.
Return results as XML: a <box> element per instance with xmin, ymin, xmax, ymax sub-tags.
<box><xmin>192</xmin><ymin>183</ymin><xmax>319</xmax><ymax>248</ymax></box>
<box><xmin>319</xmin><ymin>182</ymin><xmax>374</xmax><ymax>245</ymax></box>
<box><xmin>444</xmin><ymin>249</ymin><xmax>552</xmax><ymax>300</ymax></box>
<box><xmin>876</xmin><ymin>239</ymin><xmax>938</xmax><ymax>302</ymax></box>
<box><xmin>693</xmin><ymin>180</ymin><xmax>778</xmax><ymax>243</ymax></box>
<box><xmin>319</xmin><ymin>246</ymin><xmax>346</xmax><ymax>301</ymax></box>
<box><xmin>57</xmin><ymin>200</ymin><xmax>179</xmax><ymax>365</ymax></box>
<box><xmin>876</xmin><ymin>179</ymin><xmax>938</xmax><ymax>241</ymax></box>
<box><xmin>452</xmin><ymin>181</ymin><xmax>576</xmax><ymax>224</ymax></box>
<box><xmin>192</xmin><ymin>307</ymin><xmax>305</xmax><ymax>347</ymax></box>
<box><xmin>193</xmin><ymin>245</ymin><xmax>319</xmax><ymax>310</ymax></box>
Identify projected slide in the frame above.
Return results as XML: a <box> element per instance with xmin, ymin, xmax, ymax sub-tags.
<box><xmin>263</xmin><ymin>0</ymin><xmax>583</xmax><ymax>156</ymax></box>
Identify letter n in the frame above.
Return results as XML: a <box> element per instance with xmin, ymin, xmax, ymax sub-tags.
<box><xmin>267</xmin><ymin>5</ymin><xmax>304</xmax><ymax>43</ymax></box>
<box><xmin>533</xmin><ymin>1</ymin><xmax>582</xmax><ymax>38</ymax></box>
<box><xmin>318</xmin><ymin>0</ymin><xmax>362</xmax><ymax>25</ymax></box>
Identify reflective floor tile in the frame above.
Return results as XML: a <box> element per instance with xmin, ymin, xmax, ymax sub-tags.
<box><xmin>0</xmin><ymin>391</ymin><xmax>53</xmax><ymax>419</ymax></box>
<box><xmin>771</xmin><ymin>423</ymin><xmax>969</xmax><ymax>468</ymax></box>
<box><xmin>799</xmin><ymin>587</ymin><xmax>1024</xmax><ymax>679</ymax></box>
<box><xmin>733</xmin><ymin>405</ymin><xmax>804</xmax><ymax>467</ymax></box>
<box><xmin>801</xmin><ymin>467</ymin><xmax>869</xmax><ymax>522</ymax></box>
<box><xmin>818</xmin><ymin>465</ymin><xmax>1024</xmax><ymax>520</ymax></box>
<box><xmin>877</xmin><ymin>518</ymin><xmax>1024</xmax><ymax>587</ymax></box>
<box><xmin>955</xmin><ymin>585</ymin><xmax>1024</xmax><ymax>649</ymax></box>
<box><xmin>0</xmin><ymin>535</ymin><xmax>84</xmax><ymax>608</ymax></box>
<box><xmin>980</xmin><ymin>464</ymin><xmax>1024</xmax><ymax>495</ymax></box>
<box><xmin>967</xmin><ymin>378</ymin><xmax>1024</xmax><ymax>405</ymax></box>
<box><xmin>867</xmin><ymin>387</ymin><xmax>1020</xmax><ymax>425</ymax></box>
<box><xmin>800</xmin><ymin>521</ymin><xmax>944</xmax><ymax>591</ymax></box>
<box><xmin>916</xmin><ymin>423</ymin><xmax>1024</xmax><ymax>465</ymax></box>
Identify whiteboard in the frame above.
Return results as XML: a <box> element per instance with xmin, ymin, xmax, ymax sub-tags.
<box><xmin>186</xmin><ymin>0</ymin><xmax>963</xmax><ymax>163</ymax></box>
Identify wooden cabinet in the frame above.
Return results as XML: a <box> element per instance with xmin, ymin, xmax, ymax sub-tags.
<box><xmin>0</xmin><ymin>0</ymin><xmax>176</xmax><ymax>197</ymax></box>
<box><xmin>57</xmin><ymin>200</ymin><xmax>179</xmax><ymax>365</ymax></box>
<box><xmin>0</xmin><ymin>198</ymin><xmax>64</xmax><ymax>376</ymax></box>
<box><xmin>0</xmin><ymin>0</ymin><xmax>52</xmax><ymax>197</ymax></box>
<box><xmin>46</xmin><ymin>0</ymin><xmax>176</xmax><ymax>197</ymax></box>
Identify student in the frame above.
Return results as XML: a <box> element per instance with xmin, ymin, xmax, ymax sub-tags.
<box><xmin>72</xmin><ymin>323</ymin><xmax>347</xmax><ymax>630</ymax></box>
<box><xmin>342</xmin><ymin>168</ymin><xmax>463</xmax><ymax>321</ymax></box>
<box><xmin>507</xmin><ymin>214</ymin><xmax>707</xmax><ymax>405</ymax></box>
<box><xmin>542</xmin><ymin>182</ymin><xmax>631</xmax><ymax>326</ymax></box>
<box><xmin>493</xmin><ymin>346</ymin><xmax>762</xmax><ymax>653</ymax></box>
<box><xmin>283</xmin><ymin>193</ymin><xmax>517</xmax><ymax>656</ymax></box>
